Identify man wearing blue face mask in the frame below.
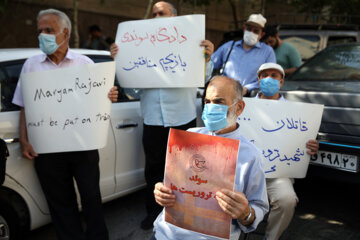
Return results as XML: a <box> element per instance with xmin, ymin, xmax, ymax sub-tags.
<box><xmin>151</xmin><ymin>76</ymin><xmax>269</xmax><ymax>240</ymax></box>
<box><xmin>211</xmin><ymin>13</ymin><xmax>276</xmax><ymax>97</ymax></box>
<box><xmin>12</xmin><ymin>9</ymin><xmax>118</xmax><ymax>240</ymax></box>
<box><xmin>256</xmin><ymin>63</ymin><xmax>319</xmax><ymax>240</ymax></box>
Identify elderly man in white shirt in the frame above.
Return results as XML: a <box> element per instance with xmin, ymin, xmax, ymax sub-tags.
<box><xmin>151</xmin><ymin>76</ymin><xmax>269</xmax><ymax>240</ymax></box>
<box><xmin>12</xmin><ymin>9</ymin><xmax>117</xmax><ymax>240</ymax></box>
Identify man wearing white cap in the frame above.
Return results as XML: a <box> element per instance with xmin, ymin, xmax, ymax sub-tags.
<box><xmin>256</xmin><ymin>63</ymin><xmax>319</xmax><ymax>240</ymax></box>
<box><xmin>211</xmin><ymin>13</ymin><xmax>276</xmax><ymax>96</ymax></box>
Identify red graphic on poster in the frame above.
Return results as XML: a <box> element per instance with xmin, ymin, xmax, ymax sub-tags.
<box><xmin>165</xmin><ymin>129</ymin><xmax>240</xmax><ymax>239</ymax></box>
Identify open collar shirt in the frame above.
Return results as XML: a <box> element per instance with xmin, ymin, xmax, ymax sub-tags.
<box><xmin>140</xmin><ymin>61</ymin><xmax>213</xmax><ymax>127</ymax></box>
<box><xmin>153</xmin><ymin>126</ymin><xmax>269</xmax><ymax>240</ymax></box>
<box><xmin>255</xmin><ymin>92</ymin><xmax>287</xmax><ymax>101</ymax></box>
<box><xmin>211</xmin><ymin>40</ymin><xmax>276</xmax><ymax>92</ymax></box>
<box><xmin>12</xmin><ymin>49</ymin><xmax>93</xmax><ymax>107</ymax></box>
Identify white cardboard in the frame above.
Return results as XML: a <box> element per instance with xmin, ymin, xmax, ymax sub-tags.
<box><xmin>21</xmin><ymin>62</ymin><xmax>115</xmax><ymax>153</ymax></box>
<box><xmin>114</xmin><ymin>14</ymin><xmax>205</xmax><ymax>88</ymax></box>
<box><xmin>239</xmin><ymin>98</ymin><xmax>324</xmax><ymax>178</ymax></box>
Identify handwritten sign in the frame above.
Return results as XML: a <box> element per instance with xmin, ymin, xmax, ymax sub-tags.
<box><xmin>164</xmin><ymin>129</ymin><xmax>239</xmax><ymax>239</ymax></box>
<box><xmin>114</xmin><ymin>14</ymin><xmax>205</xmax><ymax>88</ymax></box>
<box><xmin>238</xmin><ymin>98</ymin><xmax>324</xmax><ymax>178</ymax></box>
<box><xmin>21</xmin><ymin>62</ymin><xmax>115</xmax><ymax>154</ymax></box>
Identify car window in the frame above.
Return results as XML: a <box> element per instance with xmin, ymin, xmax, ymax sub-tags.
<box><xmin>327</xmin><ymin>36</ymin><xmax>357</xmax><ymax>47</ymax></box>
<box><xmin>87</xmin><ymin>55</ymin><xmax>141</xmax><ymax>102</ymax></box>
<box><xmin>287</xmin><ymin>44</ymin><xmax>360</xmax><ymax>92</ymax></box>
<box><xmin>0</xmin><ymin>54</ymin><xmax>141</xmax><ymax>112</ymax></box>
<box><xmin>0</xmin><ymin>60</ymin><xmax>24</xmax><ymax>112</ymax></box>
<box><xmin>281</xmin><ymin>35</ymin><xmax>320</xmax><ymax>61</ymax></box>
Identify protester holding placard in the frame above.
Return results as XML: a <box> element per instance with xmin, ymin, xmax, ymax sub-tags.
<box><xmin>211</xmin><ymin>13</ymin><xmax>276</xmax><ymax>96</ymax></box>
<box><xmin>12</xmin><ymin>9</ymin><xmax>118</xmax><ymax>240</ymax></box>
<box><xmin>110</xmin><ymin>1</ymin><xmax>215</xmax><ymax>230</ymax></box>
<box><xmin>152</xmin><ymin>76</ymin><xmax>269</xmax><ymax>240</ymax></box>
<box><xmin>255</xmin><ymin>63</ymin><xmax>319</xmax><ymax>240</ymax></box>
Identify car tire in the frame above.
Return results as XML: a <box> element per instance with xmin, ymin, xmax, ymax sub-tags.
<box><xmin>0</xmin><ymin>203</ymin><xmax>22</xmax><ymax>240</ymax></box>
<box><xmin>0</xmin><ymin>189</ymin><xmax>29</xmax><ymax>240</ymax></box>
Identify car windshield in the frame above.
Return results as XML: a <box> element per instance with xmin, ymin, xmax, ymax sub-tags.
<box><xmin>289</xmin><ymin>44</ymin><xmax>360</xmax><ymax>81</ymax></box>
<box><xmin>281</xmin><ymin>35</ymin><xmax>320</xmax><ymax>61</ymax></box>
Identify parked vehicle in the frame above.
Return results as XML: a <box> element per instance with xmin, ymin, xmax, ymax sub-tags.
<box><xmin>281</xmin><ymin>43</ymin><xmax>360</xmax><ymax>183</ymax></box>
<box><xmin>277</xmin><ymin>24</ymin><xmax>360</xmax><ymax>62</ymax></box>
<box><xmin>0</xmin><ymin>49</ymin><xmax>146</xmax><ymax>239</ymax></box>
<box><xmin>217</xmin><ymin>24</ymin><xmax>360</xmax><ymax>64</ymax></box>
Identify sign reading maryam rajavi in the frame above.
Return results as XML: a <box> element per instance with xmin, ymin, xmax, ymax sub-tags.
<box><xmin>164</xmin><ymin>129</ymin><xmax>240</xmax><ymax>239</ymax></box>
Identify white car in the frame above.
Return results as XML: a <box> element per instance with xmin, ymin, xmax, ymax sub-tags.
<box><xmin>0</xmin><ymin>49</ymin><xmax>146</xmax><ymax>240</ymax></box>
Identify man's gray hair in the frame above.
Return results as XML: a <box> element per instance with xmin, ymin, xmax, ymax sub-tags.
<box><xmin>232</xmin><ymin>79</ymin><xmax>243</xmax><ymax>101</ymax></box>
<box><xmin>37</xmin><ymin>9</ymin><xmax>72</xmax><ymax>36</ymax></box>
<box><xmin>209</xmin><ymin>76</ymin><xmax>243</xmax><ymax>102</ymax></box>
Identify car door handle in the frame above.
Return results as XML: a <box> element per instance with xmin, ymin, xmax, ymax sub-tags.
<box><xmin>116</xmin><ymin>122</ymin><xmax>138</xmax><ymax>129</ymax></box>
<box><xmin>3</xmin><ymin>137</ymin><xmax>19</xmax><ymax>144</ymax></box>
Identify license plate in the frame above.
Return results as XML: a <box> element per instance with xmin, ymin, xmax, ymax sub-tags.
<box><xmin>310</xmin><ymin>151</ymin><xmax>359</xmax><ymax>172</ymax></box>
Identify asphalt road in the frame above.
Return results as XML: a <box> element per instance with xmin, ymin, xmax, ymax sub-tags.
<box><xmin>28</xmin><ymin>175</ymin><xmax>360</xmax><ymax>240</ymax></box>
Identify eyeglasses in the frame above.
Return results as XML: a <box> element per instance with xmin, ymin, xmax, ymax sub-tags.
<box><xmin>245</xmin><ymin>26</ymin><xmax>262</xmax><ymax>35</ymax></box>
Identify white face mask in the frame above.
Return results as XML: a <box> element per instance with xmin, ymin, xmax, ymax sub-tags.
<box><xmin>243</xmin><ymin>30</ymin><xmax>259</xmax><ymax>46</ymax></box>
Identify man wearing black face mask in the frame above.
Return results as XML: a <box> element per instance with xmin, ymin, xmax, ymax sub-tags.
<box><xmin>151</xmin><ymin>76</ymin><xmax>269</xmax><ymax>240</ymax></box>
<box><xmin>12</xmin><ymin>9</ymin><xmax>118</xmax><ymax>240</ymax></box>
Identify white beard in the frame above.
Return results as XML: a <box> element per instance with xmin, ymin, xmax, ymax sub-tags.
<box><xmin>215</xmin><ymin>106</ymin><xmax>238</xmax><ymax>134</ymax></box>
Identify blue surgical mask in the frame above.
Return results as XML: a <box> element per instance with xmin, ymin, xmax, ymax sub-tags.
<box><xmin>202</xmin><ymin>103</ymin><xmax>229</xmax><ymax>132</ymax></box>
<box><xmin>38</xmin><ymin>33</ymin><xmax>60</xmax><ymax>55</ymax></box>
<box><xmin>260</xmin><ymin>77</ymin><xmax>280</xmax><ymax>96</ymax></box>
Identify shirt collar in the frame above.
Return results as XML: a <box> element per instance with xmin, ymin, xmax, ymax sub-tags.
<box><xmin>40</xmin><ymin>48</ymin><xmax>75</xmax><ymax>63</ymax></box>
<box><xmin>256</xmin><ymin>92</ymin><xmax>284</xmax><ymax>100</ymax></box>
<box><xmin>213</xmin><ymin>123</ymin><xmax>241</xmax><ymax>138</ymax></box>
<box><xmin>237</xmin><ymin>40</ymin><xmax>261</xmax><ymax>49</ymax></box>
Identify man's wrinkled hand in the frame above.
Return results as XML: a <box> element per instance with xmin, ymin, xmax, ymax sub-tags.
<box><xmin>108</xmin><ymin>86</ymin><xmax>118</xmax><ymax>103</ymax></box>
<box><xmin>306</xmin><ymin>139</ymin><xmax>319</xmax><ymax>155</ymax></box>
<box><xmin>154</xmin><ymin>182</ymin><xmax>176</xmax><ymax>207</ymax></box>
<box><xmin>200</xmin><ymin>40</ymin><xmax>214</xmax><ymax>62</ymax></box>
<box><xmin>21</xmin><ymin>141</ymin><xmax>38</xmax><ymax>160</ymax></box>
<box><xmin>216</xmin><ymin>189</ymin><xmax>250</xmax><ymax>220</ymax></box>
<box><xmin>110</xmin><ymin>43</ymin><xmax>118</xmax><ymax>59</ymax></box>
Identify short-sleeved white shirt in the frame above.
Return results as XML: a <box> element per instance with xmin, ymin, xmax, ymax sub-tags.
<box><xmin>12</xmin><ymin>49</ymin><xmax>93</xmax><ymax>107</ymax></box>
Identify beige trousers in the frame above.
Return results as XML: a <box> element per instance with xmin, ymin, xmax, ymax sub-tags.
<box><xmin>265</xmin><ymin>178</ymin><xmax>298</xmax><ymax>240</ymax></box>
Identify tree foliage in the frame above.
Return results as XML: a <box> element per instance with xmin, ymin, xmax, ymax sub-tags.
<box><xmin>288</xmin><ymin>0</ymin><xmax>360</xmax><ymax>23</ymax></box>
<box><xmin>0</xmin><ymin>0</ymin><xmax>8</xmax><ymax>15</ymax></box>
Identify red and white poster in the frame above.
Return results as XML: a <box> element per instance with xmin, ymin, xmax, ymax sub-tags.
<box><xmin>164</xmin><ymin>129</ymin><xmax>240</xmax><ymax>239</ymax></box>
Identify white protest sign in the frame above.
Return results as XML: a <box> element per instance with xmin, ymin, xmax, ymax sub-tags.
<box><xmin>238</xmin><ymin>98</ymin><xmax>324</xmax><ymax>178</ymax></box>
<box><xmin>114</xmin><ymin>14</ymin><xmax>205</xmax><ymax>88</ymax></box>
<box><xmin>22</xmin><ymin>62</ymin><xmax>115</xmax><ymax>154</ymax></box>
